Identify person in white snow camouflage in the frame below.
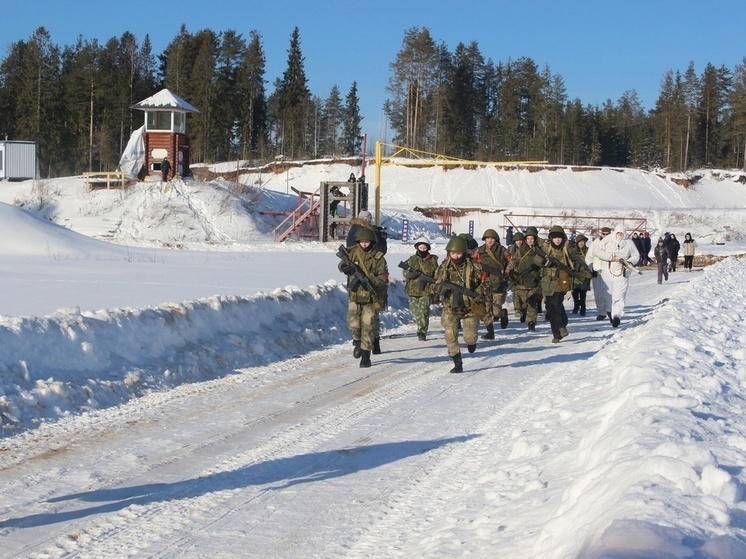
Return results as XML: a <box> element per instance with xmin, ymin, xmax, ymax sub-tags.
<box><xmin>585</xmin><ymin>227</ymin><xmax>613</xmax><ymax>322</ymax></box>
<box><xmin>598</xmin><ymin>225</ymin><xmax>640</xmax><ymax>327</ymax></box>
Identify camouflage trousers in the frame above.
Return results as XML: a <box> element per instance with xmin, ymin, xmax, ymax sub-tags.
<box><xmin>482</xmin><ymin>290</ymin><xmax>507</xmax><ymax>325</ymax></box>
<box><xmin>408</xmin><ymin>295</ymin><xmax>431</xmax><ymax>336</ymax></box>
<box><xmin>442</xmin><ymin>310</ymin><xmax>480</xmax><ymax>357</ymax></box>
<box><xmin>513</xmin><ymin>286</ymin><xmax>542</xmax><ymax>324</ymax></box>
<box><xmin>347</xmin><ymin>301</ymin><xmax>379</xmax><ymax>351</ymax></box>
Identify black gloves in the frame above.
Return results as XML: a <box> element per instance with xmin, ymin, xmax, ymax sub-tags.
<box><xmin>340</xmin><ymin>263</ymin><xmax>354</xmax><ymax>276</ymax></box>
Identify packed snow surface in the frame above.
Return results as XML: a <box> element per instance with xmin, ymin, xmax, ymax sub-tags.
<box><xmin>0</xmin><ymin>163</ymin><xmax>745</xmax><ymax>557</ymax></box>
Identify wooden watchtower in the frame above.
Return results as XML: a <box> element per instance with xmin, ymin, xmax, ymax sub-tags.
<box><xmin>131</xmin><ymin>89</ymin><xmax>199</xmax><ymax>180</ymax></box>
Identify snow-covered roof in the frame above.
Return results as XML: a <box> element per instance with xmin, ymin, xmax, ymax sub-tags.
<box><xmin>131</xmin><ymin>88</ymin><xmax>200</xmax><ymax>113</ymax></box>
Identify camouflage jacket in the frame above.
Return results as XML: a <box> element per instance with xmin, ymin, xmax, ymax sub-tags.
<box><xmin>434</xmin><ymin>256</ymin><xmax>484</xmax><ymax>317</ymax></box>
<box><xmin>402</xmin><ymin>253</ymin><xmax>439</xmax><ymax>297</ymax></box>
<box><xmin>340</xmin><ymin>244</ymin><xmax>389</xmax><ymax>305</ymax></box>
<box><xmin>475</xmin><ymin>243</ymin><xmax>507</xmax><ymax>291</ymax></box>
<box><xmin>539</xmin><ymin>240</ymin><xmax>592</xmax><ymax>296</ymax></box>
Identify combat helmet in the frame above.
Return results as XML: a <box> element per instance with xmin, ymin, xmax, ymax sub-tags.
<box><xmin>413</xmin><ymin>236</ymin><xmax>431</xmax><ymax>251</ymax></box>
<box><xmin>457</xmin><ymin>232</ymin><xmax>478</xmax><ymax>250</ymax></box>
<box><xmin>355</xmin><ymin>228</ymin><xmax>376</xmax><ymax>243</ymax></box>
<box><xmin>548</xmin><ymin>225</ymin><xmax>566</xmax><ymax>239</ymax></box>
<box><xmin>445</xmin><ymin>235</ymin><xmax>468</xmax><ymax>253</ymax></box>
<box><xmin>513</xmin><ymin>231</ymin><xmax>525</xmax><ymax>242</ymax></box>
<box><xmin>525</xmin><ymin>226</ymin><xmax>539</xmax><ymax>239</ymax></box>
<box><xmin>482</xmin><ymin>228</ymin><xmax>499</xmax><ymax>241</ymax></box>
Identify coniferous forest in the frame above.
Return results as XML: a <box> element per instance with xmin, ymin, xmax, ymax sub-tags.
<box><xmin>1</xmin><ymin>25</ymin><xmax>745</xmax><ymax>178</ymax></box>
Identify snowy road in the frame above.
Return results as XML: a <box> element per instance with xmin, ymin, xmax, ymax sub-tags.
<box><xmin>1</xmin><ymin>265</ymin><xmax>744</xmax><ymax>558</ymax></box>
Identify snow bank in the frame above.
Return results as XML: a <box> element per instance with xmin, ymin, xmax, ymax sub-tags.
<box><xmin>531</xmin><ymin>256</ymin><xmax>746</xmax><ymax>558</ymax></box>
<box><xmin>0</xmin><ymin>280</ymin><xmax>410</xmax><ymax>434</ymax></box>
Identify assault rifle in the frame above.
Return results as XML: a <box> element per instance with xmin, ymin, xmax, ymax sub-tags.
<box><xmin>617</xmin><ymin>257</ymin><xmax>643</xmax><ymax>275</ymax></box>
<box><xmin>337</xmin><ymin>245</ymin><xmax>383</xmax><ymax>304</ymax></box>
<box><xmin>398</xmin><ymin>261</ymin><xmax>482</xmax><ymax>311</ymax></box>
<box><xmin>533</xmin><ymin>243</ymin><xmax>582</xmax><ymax>278</ymax></box>
<box><xmin>478</xmin><ymin>260</ymin><xmax>510</xmax><ymax>292</ymax></box>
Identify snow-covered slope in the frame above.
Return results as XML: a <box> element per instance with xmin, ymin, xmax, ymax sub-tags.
<box><xmin>2</xmin><ymin>164</ymin><xmax>744</xmax><ymax>250</ymax></box>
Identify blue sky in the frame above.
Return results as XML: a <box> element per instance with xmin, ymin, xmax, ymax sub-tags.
<box><xmin>3</xmin><ymin>0</ymin><xmax>744</xmax><ymax>146</ymax></box>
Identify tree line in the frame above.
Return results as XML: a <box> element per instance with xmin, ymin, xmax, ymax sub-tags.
<box><xmin>1</xmin><ymin>25</ymin><xmax>745</xmax><ymax>178</ymax></box>
<box><xmin>386</xmin><ymin>28</ymin><xmax>746</xmax><ymax>172</ymax></box>
<box><xmin>0</xmin><ymin>26</ymin><xmax>362</xmax><ymax>177</ymax></box>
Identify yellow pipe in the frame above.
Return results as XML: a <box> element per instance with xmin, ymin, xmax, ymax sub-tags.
<box><xmin>375</xmin><ymin>141</ymin><xmax>382</xmax><ymax>226</ymax></box>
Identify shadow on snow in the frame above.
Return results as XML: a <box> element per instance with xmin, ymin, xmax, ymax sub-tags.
<box><xmin>1</xmin><ymin>435</ymin><xmax>479</xmax><ymax>529</ymax></box>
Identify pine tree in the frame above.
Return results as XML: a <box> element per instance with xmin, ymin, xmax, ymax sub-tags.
<box><xmin>538</xmin><ymin>68</ymin><xmax>567</xmax><ymax>164</ymax></box>
<box><xmin>320</xmin><ymin>85</ymin><xmax>342</xmax><ymax>156</ymax></box>
<box><xmin>270</xmin><ymin>27</ymin><xmax>311</xmax><ymax>159</ymax></box>
<box><xmin>385</xmin><ymin>27</ymin><xmax>440</xmax><ymax>151</ymax></box>
<box><xmin>682</xmin><ymin>61</ymin><xmax>700</xmax><ymax>169</ymax></box>
<box><xmin>15</xmin><ymin>28</ymin><xmax>63</xmax><ymax>177</ymax></box>
<box><xmin>728</xmin><ymin>57</ymin><xmax>746</xmax><ymax>170</ymax></box>
<box><xmin>342</xmin><ymin>82</ymin><xmax>362</xmax><ymax>156</ymax></box>
<box><xmin>442</xmin><ymin>42</ymin><xmax>480</xmax><ymax>159</ymax></box>
<box><xmin>236</xmin><ymin>30</ymin><xmax>268</xmax><ymax>162</ymax></box>
<box><xmin>698</xmin><ymin>63</ymin><xmax>732</xmax><ymax>166</ymax></box>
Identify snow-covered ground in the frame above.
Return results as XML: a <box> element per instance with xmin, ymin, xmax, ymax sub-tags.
<box><xmin>0</xmin><ymin>163</ymin><xmax>745</xmax><ymax>557</ymax></box>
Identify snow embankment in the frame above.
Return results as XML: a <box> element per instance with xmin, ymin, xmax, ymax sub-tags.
<box><xmin>0</xmin><ymin>280</ymin><xmax>410</xmax><ymax>434</ymax></box>
<box><xmin>532</xmin><ymin>256</ymin><xmax>746</xmax><ymax>558</ymax></box>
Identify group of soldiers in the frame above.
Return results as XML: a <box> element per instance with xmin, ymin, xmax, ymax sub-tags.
<box><xmin>338</xmin><ymin>220</ymin><xmax>640</xmax><ymax>373</ymax></box>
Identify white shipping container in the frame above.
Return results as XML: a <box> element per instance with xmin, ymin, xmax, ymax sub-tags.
<box><xmin>0</xmin><ymin>141</ymin><xmax>37</xmax><ymax>180</ymax></box>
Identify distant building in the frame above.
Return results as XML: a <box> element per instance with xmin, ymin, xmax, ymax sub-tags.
<box><xmin>128</xmin><ymin>89</ymin><xmax>200</xmax><ymax>180</ymax></box>
<box><xmin>0</xmin><ymin>141</ymin><xmax>36</xmax><ymax>181</ymax></box>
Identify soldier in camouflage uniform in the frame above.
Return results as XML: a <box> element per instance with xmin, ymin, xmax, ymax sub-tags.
<box><xmin>402</xmin><ymin>236</ymin><xmax>439</xmax><ymax>341</ymax></box>
<box><xmin>571</xmin><ymin>234</ymin><xmax>590</xmax><ymax>316</ymax></box>
<box><xmin>506</xmin><ymin>231</ymin><xmax>525</xmax><ymax>318</ymax></box>
<box><xmin>434</xmin><ymin>236</ymin><xmax>485</xmax><ymax>373</ymax></box>
<box><xmin>506</xmin><ymin>226</ymin><xmax>543</xmax><ymax>331</ymax></box>
<box><xmin>474</xmin><ymin>229</ymin><xmax>509</xmax><ymax>339</ymax></box>
<box><xmin>539</xmin><ymin>225</ymin><xmax>592</xmax><ymax>343</ymax></box>
<box><xmin>338</xmin><ymin>228</ymin><xmax>389</xmax><ymax>367</ymax></box>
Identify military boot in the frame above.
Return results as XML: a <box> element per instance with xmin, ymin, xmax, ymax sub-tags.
<box><xmin>467</xmin><ymin>344</ymin><xmax>477</xmax><ymax>354</ymax></box>
<box><xmin>372</xmin><ymin>337</ymin><xmax>381</xmax><ymax>355</ymax></box>
<box><xmin>449</xmin><ymin>353</ymin><xmax>463</xmax><ymax>373</ymax></box>
<box><xmin>481</xmin><ymin>322</ymin><xmax>495</xmax><ymax>340</ymax></box>
<box><xmin>352</xmin><ymin>339</ymin><xmax>362</xmax><ymax>358</ymax></box>
<box><xmin>500</xmin><ymin>308</ymin><xmax>509</xmax><ymax>329</ymax></box>
<box><xmin>359</xmin><ymin>350</ymin><xmax>371</xmax><ymax>368</ymax></box>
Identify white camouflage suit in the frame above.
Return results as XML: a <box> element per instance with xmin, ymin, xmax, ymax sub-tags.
<box><xmin>598</xmin><ymin>225</ymin><xmax>640</xmax><ymax>321</ymax></box>
<box><xmin>585</xmin><ymin>233</ymin><xmax>612</xmax><ymax>319</ymax></box>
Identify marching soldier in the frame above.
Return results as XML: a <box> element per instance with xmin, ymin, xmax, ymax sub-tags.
<box><xmin>506</xmin><ymin>226</ymin><xmax>543</xmax><ymax>331</ymax></box>
<box><xmin>433</xmin><ymin>236</ymin><xmax>485</xmax><ymax>373</ymax></box>
<box><xmin>539</xmin><ymin>226</ymin><xmax>592</xmax><ymax>343</ymax></box>
<box><xmin>571</xmin><ymin>234</ymin><xmax>590</xmax><ymax>316</ymax></box>
<box><xmin>338</xmin><ymin>228</ymin><xmax>389</xmax><ymax>367</ymax></box>
<box><xmin>401</xmin><ymin>236</ymin><xmax>439</xmax><ymax>341</ymax></box>
<box><xmin>474</xmin><ymin>229</ymin><xmax>509</xmax><ymax>340</ymax></box>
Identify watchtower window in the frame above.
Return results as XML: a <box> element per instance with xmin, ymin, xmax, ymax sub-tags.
<box><xmin>173</xmin><ymin>112</ymin><xmax>185</xmax><ymax>133</ymax></box>
<box><xmin>147</xmin><ymin>111</ymin><xmax>172</xmax><ymax>131</ymax></box>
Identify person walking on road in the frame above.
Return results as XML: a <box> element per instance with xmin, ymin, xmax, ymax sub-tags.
<box><xmin>401</xmin><ymin>236</ymin><xmax>438</xmax><ymax>341</ymax></box>
<box><xmin>433</xmin><ymin>236</ymin><xmax>485</xmax><ymax>373</ymax></box>
<box><xmin>585</xmin><ymin>227</ymin><xmax>612</xmax><ymax>322</ymax></box>
<box><xmin>599</xmin><ymin>225</ymin><xmax>640</xmax><ymax>327</ymax></box>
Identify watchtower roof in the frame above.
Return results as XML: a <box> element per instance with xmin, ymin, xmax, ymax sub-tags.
<box><xmin>131</xmin><ymin>88</ymin><xmax>200</xmax><ymax>113</ymax></box>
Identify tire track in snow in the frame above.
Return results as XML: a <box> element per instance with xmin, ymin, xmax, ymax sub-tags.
<box><xmin>1</xmin><ymin>328</ymin><xmax>479</xmax><ymax>557</ymax></box>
